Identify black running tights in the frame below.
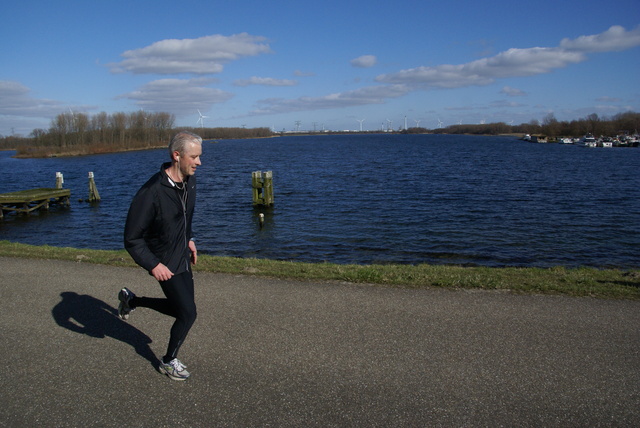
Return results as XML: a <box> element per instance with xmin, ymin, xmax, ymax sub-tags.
<box><xmin>132</xmin><ymin>269</ymin><xmax>197</xmax><ymax>361</ymax></box>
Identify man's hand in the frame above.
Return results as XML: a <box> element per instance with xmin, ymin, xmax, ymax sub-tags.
<box><xmin>189</xmin><ymin>240</ymin><xmax>198</xmax><ymax>265</ymax></box>
<box><xmin>151</xmin><ymin>263</ymin><xmax>174</xmax><ymax>281</ymax></box>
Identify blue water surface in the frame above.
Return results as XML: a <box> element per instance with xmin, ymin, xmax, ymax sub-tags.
<box><xmin>1</xmin><ymin>134</ymin><xmax>639</xmax><ymax>268</ymax></box>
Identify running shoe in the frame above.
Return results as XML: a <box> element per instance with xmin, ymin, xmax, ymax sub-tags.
<box><xmin>117</xmin><ymin>287</ymin><xmax>136</xmax><ymax>320</ymax></box>
<box><xmin>159</xmin><ymin>358</ymin><xmax>190</xmax><ymax>381</ymax></box>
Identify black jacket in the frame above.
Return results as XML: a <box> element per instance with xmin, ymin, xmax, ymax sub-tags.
<box><xmin>124</xmin><ymin>162</ymin><xmax>196</xmax><ymax>275</ymax></box>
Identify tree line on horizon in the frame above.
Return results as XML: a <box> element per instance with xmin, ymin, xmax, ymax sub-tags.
<box><xmin>1</xmin><ymin>110</ymin><xmax>638</xmax><ymax>156</ymax></box>
<box><xmin>0</xmin><ymin>110</ymin><xmax>273</xmax><ymax>157</ymax></box>
<box><xmin>2</xmin><ymin>110</ymin><xmax>176</xmax><ymax>156</ymax></box>
<box><xmin>405</xmin><ymin>111</ymin><xmax>640</xmax><ymax>138</ymax></box>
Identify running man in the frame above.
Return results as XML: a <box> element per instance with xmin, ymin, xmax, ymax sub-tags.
<box><xmin>119</xmin><ymin>131</ymin><xmax>202</xmax><ymax>381</ymax></box>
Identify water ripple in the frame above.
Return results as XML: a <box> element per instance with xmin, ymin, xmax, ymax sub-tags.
<box><xmin>1</xmin><ymin>134</ymin><xmax>639</xmax><ymax>268</ymax></box>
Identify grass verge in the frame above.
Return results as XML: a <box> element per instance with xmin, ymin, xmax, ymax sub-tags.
<box><xmin>0</xmin><ymin>240</ymin><xmax>638</xmax><ymax>299</ymax></box>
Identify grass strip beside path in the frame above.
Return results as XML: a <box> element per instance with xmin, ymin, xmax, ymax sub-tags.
<box><xmin>1</xmin><ymin>240</ymin><xmax>638</xmax><ymax>300</ymax></box>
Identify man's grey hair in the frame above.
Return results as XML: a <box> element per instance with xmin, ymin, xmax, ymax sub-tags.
<box><xmin>168</xmin><ymin>131</ymin><xmax>202</xmax><ymax>157</ymax></box>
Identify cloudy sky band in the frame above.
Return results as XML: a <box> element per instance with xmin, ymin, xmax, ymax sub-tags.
<box><xmin>1</xmin><ymin>23</ymin><xmax>638</xmax><ymax>133</ymax></box>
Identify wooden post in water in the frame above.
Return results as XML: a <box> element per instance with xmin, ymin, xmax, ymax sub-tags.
<box><xmin>263</xmin><ymin>171</ymin><xmax>273</xmax><ymax>205</ymax></box>
<box><xmin>88</xmin><ymin>172</ymin><xmax>101</xmax><ymax>202</ymax></box>
<box><xmin>252</xmin><ymin>171</ymin><xmax>274</xmax><ymax>206</ymax></box>
<box><xmin>55</xmin><ymin>172</ymin><xmax>64</xmax><ymax>189</ymax></box>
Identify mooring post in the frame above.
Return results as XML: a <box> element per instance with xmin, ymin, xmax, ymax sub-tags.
<box><xmin>263</xmin><ymin>171</ymin><xmax>273</xmax><ymax>205</ymax></box>
<box><xmin>252</xmin><ymin>171</ymin><xmax>274</xmax><ymax>206</ymax></box>
<box><xmin>88</xmin><ymin>172</ymin><xmax>101</xmax><ymax>202</ymax></box>
<box><xmin>55</xmin><ymin>172</ymin><xmax>64</xmax><ymax>189</ymax></box>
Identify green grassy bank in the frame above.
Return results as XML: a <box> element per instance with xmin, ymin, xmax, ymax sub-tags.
<box><xmin>0</xmin><ymin>240</ymin><xmax>638</xmax><ymax>299</ymax></box>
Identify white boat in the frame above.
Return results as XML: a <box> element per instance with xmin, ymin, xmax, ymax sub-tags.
<box><xmin>559</xmin><ymin>138</ymin><xmax>573</xmax><ymax>144</ymax></box>
<box><xmin>600</xmin><ymin>138</ymin><xmax>614</xmax><ymax>148</ymax></box>
<box><xmin>577</xmin><ymin>134</ymin><xmax>597</xmax><ymax>147</ymax></box>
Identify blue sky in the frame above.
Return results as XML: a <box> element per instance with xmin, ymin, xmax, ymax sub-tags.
<box><xmin>1</xmin><ymin>0</ymin><xmax>639</xmax><ymax>136</ymax></box>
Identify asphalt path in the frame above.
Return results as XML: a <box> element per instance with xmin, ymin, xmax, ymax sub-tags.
<box><xmin>1</xmin><ymin>256</ymin><xmax>638</xmax><ymax>427</ymax></box>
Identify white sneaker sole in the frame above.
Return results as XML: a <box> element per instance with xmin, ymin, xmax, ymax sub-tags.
<box><xmin>159</xmin><ymin>365</ymin><xmax>189</xmax><ymax>381</ymax></box>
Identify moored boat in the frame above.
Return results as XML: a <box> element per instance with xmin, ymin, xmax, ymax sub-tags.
<box><xmin>577</xmin><ymin>133</ymin><xmax>597</xmax><ymax>147</ymax></box>
<box><xmin>599</xmin><ymin>137</ymin><xmax>614</xmax><ymax>148</ymax></box>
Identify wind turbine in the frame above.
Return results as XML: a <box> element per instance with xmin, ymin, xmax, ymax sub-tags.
<box><xmin>386</xmin><ymin>119</ymin><xmax>392</xmax><ymax>132</ymax></box>
<box><xmin>196</xmin><ymin>110</ymin><xmax>208</xmax><ymax>128</ymax></box>
<box><xmin>68</xmin><ymin>107</ymin><xmax>77</xmax><ymax>131</ymax></box>
<box><xmin>357</xmin><ymin>119</ymin><xmax>365</xmax><ymax>132</ymax></box>
<box><xmin>414</xmin><ymin>119</ymin><xmax>421</xmax><ymax>128</ymax></box>
<box><xmin>437</xmin><ymin>118</ymin><xmax>443</xmax><ymax>129</ymax></box>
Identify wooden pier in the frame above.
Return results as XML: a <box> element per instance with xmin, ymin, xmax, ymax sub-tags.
<box><xmin>0</xmin><ymin>188</ymin><xmax>71</xmax><ymax>219</ymax></box>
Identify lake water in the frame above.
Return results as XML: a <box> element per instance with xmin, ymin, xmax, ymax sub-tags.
<box><xmin>1</xmin><ymin>134</ymin><xmax>639</xmax><ymax>268</ymax></box>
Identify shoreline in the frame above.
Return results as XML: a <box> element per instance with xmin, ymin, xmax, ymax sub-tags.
<box><xmin>1</xmin><ymin>240</ymin><xmax>638</xmax><ymax>300</ymax></box>
<box><xmin>11</xmin><ymin>144</ymin><xmax>169</xmax><ymax>159</ymax></box>
<box><xmin>3</xmin><ymin>133</ymin><xmax>520</xmax><ymax>159</ymax></box>
<box><xmin>6</xmin><ymin>132</ymin><xmax>631</xmax><ymax>159</ymax></box>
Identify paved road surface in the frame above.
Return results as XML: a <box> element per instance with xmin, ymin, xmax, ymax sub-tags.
<box><xmin>1</xmin><ymin>256</ymin><xmax>638</xmax><ymax>427</ymax></box>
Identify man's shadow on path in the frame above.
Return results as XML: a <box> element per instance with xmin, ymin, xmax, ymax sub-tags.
<box><xmin>52</xmin><ymin>291</ymin><xmax>158</xmax><ymax>369</ymax></box>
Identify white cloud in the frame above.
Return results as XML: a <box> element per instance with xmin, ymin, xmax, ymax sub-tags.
<box><xmin>560</xmin><ymin>25</ymin><xmax>640</xmax><ymax>53</ymax></box>
<box><xmin>444</xmin><ymin>105</ymin><xmax>475</xmax><ymax>111</ymax></box>
<box><xmin>0</xmin><ymin>80</ymin><xmax>99</xmax><ymax>135</ymax></box>
<box><xmin>375</xmin><ymin>47</ymin><xmax>586</xmax><ymax>87</ymax></box>
<box><xmin>117</xmin><ymin>78</ymin><xmax>233</xmax><ymax>116</ymax></box>
<box><xmin>501</xmin><ymin>86</ymin><xmax>527</xmax><ymax>97</ymax></box>
<box><xmin>596</xmin><ymin>96</ymin><xmax>622</xmax><ymax>102</ymax></box>
<box><xmin>108</xmin><ymin>33</ymin><xmax>272</xmax><ymax>75</ymax></box>
<box><xmin>243</xmin><ymin>25</ymin><xmax>640</xmax><ymax>118</ymax></box>
<box><xmin>0</xmin><ymin>80</ymin><xmax>29</xmax><ymax>97</ymax></box>
<box><xmin>0</xmin><ymin>80</ymin><xmax>65</xmax><ymax>117</ymax></box>
<box><xmin>376</xmin><ymin>25</ymin><xmax>640</xmax><ymax>89</ymax></box>
<box><xmin>350</xmin><ymin>55</ymin><xmax>378</xmax><ymax>68</ymax></box>
<box><xmin>249</xmin><ymin>84</ymin><xmax>409</xmax><ymax>115</ymax></box>
<box><xmin>490</xmin><ymin>100</ymin><xmax>525</xmax><ymax>108</ymax></box>
<box><xmin>233</xmin><ymin>77</ymin><xmax>297</xmax><ymax>87</ymax></box>
<box><xmin>294</xmin><ymin>70</ymin><xmax>315</xmax><ymax>77</ymax></box>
